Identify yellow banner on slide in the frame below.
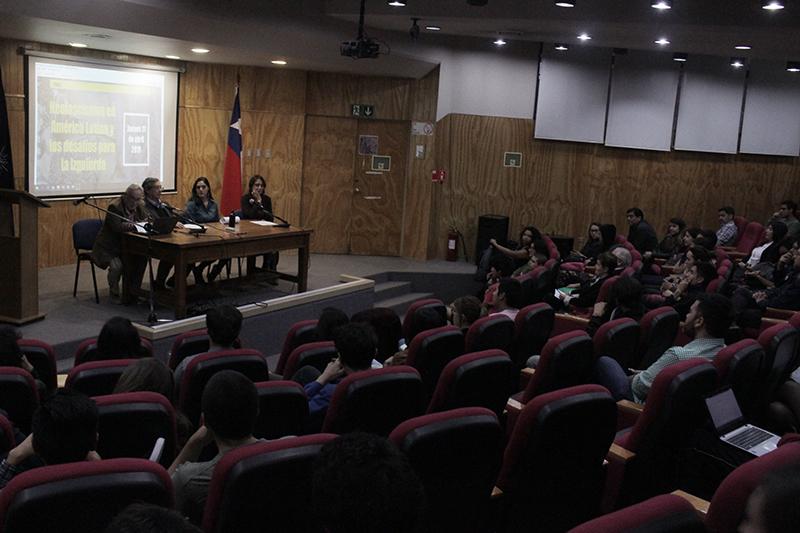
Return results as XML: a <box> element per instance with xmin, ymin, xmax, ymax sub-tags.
<box><xmin>49</xmin><ymin>79</ymin><xmax>153</xmax><ymax>94</ymax></box>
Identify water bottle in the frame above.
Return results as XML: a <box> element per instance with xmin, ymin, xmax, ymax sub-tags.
<box><xmin>228</xmin><ymin>211</ymin><xmax>236</xmax><ymax>228</ymax></box>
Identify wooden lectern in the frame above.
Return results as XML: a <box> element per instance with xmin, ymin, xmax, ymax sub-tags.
<box><xmin>0</xmin><ymin>189</ymin><xmax>50</xmax><ymax>324</ymax></box>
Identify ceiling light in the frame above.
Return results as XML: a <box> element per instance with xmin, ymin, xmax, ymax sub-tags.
<box><xmin>735</xmin><ymin>45</ymin><xmax>752</xmax><ymax>50</ymax></box>
<box><xmin>555</xmin><ymin>1</ymin><xmax>576</xmax><ymax>7</ymax></box>
<box><xmin>191</xmin><ymin>48</ymin><xmax>210</xmax><ymax>54</ymax></box>
<box><xmin>68</xmin><ymin>42</ymin><xmax>88</xmax><ymax>48</ymax></box>
<box><xmin>554</xmin><ymin>43</ymin><xmax>569</xmax><ymax>51</ymax></box>
<box><xmin>388</xmin><ymin>1</ymin><xmax>406</xmax><ymax>6</ymax></box>
<box><xmin>651</xmin><ymin>1</ymin><xmax>672</xmax><ymax>9</ymax></box>
<box><xmin>730</xmin><ymin>57</ymin><xmax>746</xmax><ymax>68</ymax></box>
<box><xmin>787</xmin><ymin>61</ymin><xmax>800</xmax><ymax>72</ymax></box>
<box><xmin>655</xmin><ymin>37</ymin><xmax>670</xmax><ymax>45</ymax></box>
<box><xmin>673</xmin><ymin>52</ymin><xmax>687</xmax><ymax>62</ymax></box>
<box><xmin>271</xmin><ymin>60</ymin><xmax>287</xmax><ymax>65</ymax></box>
<box><xmin>425</xmin><ymin>25</ymin><xmax>441</xmax><ymax>31</ymax></box>
<box><xmin>165</xmin><ymin>55</ymin><xmax>181</xmax><ymax>60</ymax></box>
<box><xmin>762</xmin><ymin>1</ymin><xmax>784</xmax><ymax>10</ymax></box>
<box><xmin>577</xmin><ymin>33</ymin><xmax>591</xmax><ymax>41</ymax></box>
<box><xmin>494</xmin><ymin>37</ymin><xmax>507</xmax><ymax>46</ymax></box>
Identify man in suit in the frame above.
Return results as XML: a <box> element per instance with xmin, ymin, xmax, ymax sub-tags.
<box><xmin>141</xmin><ymin>177</ymin><xmax>179</xmax><ymax>289</ymax></box>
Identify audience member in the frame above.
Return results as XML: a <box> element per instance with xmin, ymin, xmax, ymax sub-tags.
<box><xmin>448</xmin><ymin>295</ymin><xmax>482</xmax><ymax>333</ymax></box>
<box><xmin>351</xmin><ymin>307</ymin><xmax>402</xmax><ymax>360</ymax></box>
<box><xmin>730</xmin><ymin>241</ymin><xmax>800</xmax><ymax>322</ymax></box>
<box><xmin>625</xmin><ymin>207</ymin><xmax>658</xmax><ymax>254</ymax></box>
<box><xmin>0</xmin><ymin>389</ymin><xmax>100</xmax><ymax>489</ymax></box>
<box><xmin>312</xmin><ymin>432</ymin><xmax>424</xmax><ymax>533</ymax></box>
<box><xmin>717</xmin><ymin>206</ymin><xmax>738</xmax><ymax>247</ymax></box>
<box><xmin>745</xmin><ymin>221</ymin><xmax>788</xmax><ymax>269</ymax></box>
<box><xmin>105</xmin><ymin>503</ymin><xmax>202</xmax><ymax>533</ymax></box>
<box><xmin>558</xmin><ymin>252</ymin><xmax>618</xmax><ymax>309</ymax></box>
<box><xmin>697</xmin><ymin>229</ymin><xmax>718</xmax><ymax>251</ymax></box>
<box><xmin>769</xmin><ymin>200</ymin><xmax>800</xmax><ymax>241</ymax></box>
<box><xmin>490</xmin><ymin>277</ymin><xmax>522</xmax><ymax>320</ymax></box>
<box><xmin>0</xmin><ymin>326</ymin><xmax>40</xmax><ymax>382</ymax></box>
<box><xmin>739</xmin><ymin>464</ymin><xmax>800</xmax><ymax>533</ymax></box>
<box><xmin>490</xmin><ymin>226</ymin><xmax>543</xmax><ymax>268</ymax></box>
<box><xmin>173</xmin><ymin>305</ymin><xmax>243</xmax><ymax>389</ymax></box>
<box><xmin>595</xmin><ymin>293</ymin><xmax>733</xmax><ymax>403</ymax></box>
<box><xmin>663</xmin><ymin>261</ymin><xmax>717</xmax><ymax>319</ymax></box>
<box><xmin>313</xmin><ymin>307</ymin><xmax>349</xmax><ymax>342</ymax></box>
<box><xmin>611</xmin><ymin>247</ymin><xmax>633</xmax><ymax>272</ymax></box>
<box><xmin>512</xmin><ymin>249</ymin><xmax>547</xmax><ymax>277</ymax></box>
<box><xmin>586</xmin><ymin>276</ymin><xmax>645</xmax><ymax>337</ymax></box>
<box><xmin>91</xmin><ymin>316</ymin><xmax>143</xmax><ymax>362</ymax></box>
<box><xmin>169</xmin><ymin>370</ymin><xmax>260</xmax><ymax>524</ymax></box>
<box><xmin>566</xmin><ymin>222</ymin><xmax>604</xmax><ymax>262</ymax></box>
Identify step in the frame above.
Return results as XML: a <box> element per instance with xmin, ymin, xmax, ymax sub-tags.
<box><xmin>373</xmin><ymin>280</ymin><xmax>413</xmax><ymax>301</ymax></box>
<box><xmin>374</xmin><ymin>291</ymin><xmax>435</xmax><ymax>317</ymax></box>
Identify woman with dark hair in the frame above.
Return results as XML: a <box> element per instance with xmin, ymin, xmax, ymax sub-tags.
<box><xmin>185</xmin><ymin>177</ymin><xmax>223</xmax><ymax>283</ymax></box>
<box><xmin>489</xmin><ymin>226</ymin><xmax>544</xmax><ymax>268</ymax></box>
<box><xmin>586</xmin><ymin>276</ymin><xmax>645</xmax><ymax>337</ymax></box>
<box><xmin>735</xmin><ymin>221</ymin><xmax>790</xmax><ymax>290</ymax></box>
<box><xmin>239</xmin><ymin>174</ymin><xmax>278</xmax><ymax>281</ymax></box>
<box><xmin>93</xmin><ymin>316</ymin><xmax>143</xmax><ymax>361</ymax></box>
<box><xmin>558</xmin><ymin>252</ymin><xmax>618</xmax><ymax>309</ymax></box>
<box><xmin>314</xmin><ymin>307</ymin><xmax>349</xmax><ymax>342</ymax></box>
<box><xmin>350</xmin><ymin>307</ymin><xmax>402</xmax><ymax>361</ymax></box>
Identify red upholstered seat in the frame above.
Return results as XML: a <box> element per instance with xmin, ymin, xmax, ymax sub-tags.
<box><xmin>65</xmin><ymin>359</ymin><xmax>136</xmax><ymax>398</ymax></box>
<box><xmin>735</xmin><ymin>221</ymin><xmax>765</xmax><ymax>255</ymax></box>
<box><xmin>732</xmin><ymin>216</ymin><xmax>748</xmax><ymax>246</ymax></box>
<box><xmin>0</xmin><ymin>413</ymin><xmax>14</xmax><ymax>455</ymax></box>
<box><xmin>0</xmin><ymin>367</ymin><xmax>39</xmax><ymax>434</ymax></box>
<box><xmin>168</xmin><ymin>328</ymin><xmax>243</xmax><ymax>370</ymax></box>
<box><xmin>712</xmin><ymin>339</ymin><xmax>766</xmax><ymax>420</ymax></box>
<box><xmin>542</xmin><ymin>236</ymin><xmax>560</xmax><ymax>261</ymax></box>
<box><xmin>402</xmin><ymin>298</ymin><xmax>446</xmax><ymax>342</ymax></box>
<box><xmin>592</xmin><ymin>317</ymin><xmax>641</xmax><ymax>369</ymax></box>
<box><xmin>74</xmin><ymin>337</ymin><xmax>153</xmax><ymax>366</ymax></box>
<box><xmin>275</xmin><ymin>319</ymin><xmax>318</xmax><ymax>375</ymax></box>
<box><xmin>178</xmin><ymin>349</ymin><xmax>269</xmax><ymax>426</ymax></box>
<box><xmin>568</xmin><ymin>494</ymin><xmax>704</xmax><ymax>533</ymax></box>
<box><xmin>389</xmin><ymin>407</ymin><xmax>503</xmax><ymax>533</ymax></box>
<box><xmin>253</xmin><ymin>380</ymin><xmax>309</xmax><ymax>439</ymax></box>
<box><xmin>426</xmin><ymin>349</ymin><xmax>513</xmax><ymax>416</ymax></box>
<box><xmin>497</xmin><ymin>385</ymin><xmax>617</xmax><ymax>533</ymax></box>
<box><xmin>405</xmin><ymin>325</ymin><xmax>464</xmax><ymax>398</ymax></box>
<box><xmin>637</xmin><ymin>306</ymin><xmax>680</xmax><ymax>369</ymax></box>
<box><xmin>757</xmin><ymin>322</ymin><xmax>800</xmax><ymax>404</ymax></box>
<box><xmin>0</xmin><ymin>458</ymin><xmax>172</xmax><ymax>533</ymax></box>
<box><xmin>322</xmin><ymin>366</ymin><xmax>425</xmax><ymax>436</ymax></box>
<box><xmin>518</xmin><ymin>330</ymin><xmax>594</xmax><ymax>404</ymax></box>
<box><xmin>17</xmin><ymin>339</ymin><xmax>57</xmax><ymax>392</ymax></box>
<box><xmin>512</xmin><ymin>303</ymin><xmax>555</xmax><ymax>368</ymax></box>
<box><xmin>93</xmin><ymin>391</ymin><xmax>177</xmax><ymax>468</ymax></box>
<box><xmin>202</xmin><ymin>434</ymin><xmax>337</xmax><ymax>533</ymax></box>
<box><xmin>465</xmin><ymin>314</ymin><xmax>515</xmax><ymax>353</ymax></box>
<box><xmin>280</xmin><ymin>341</ymin><xmax>337</xmax><ymax>379</ymax></box>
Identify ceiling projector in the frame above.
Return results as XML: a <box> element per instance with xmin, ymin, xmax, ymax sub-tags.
<box><xmin>340</xmin><ymin>38</ymin><xmax>380</xmax><ymax>59</ymax></box>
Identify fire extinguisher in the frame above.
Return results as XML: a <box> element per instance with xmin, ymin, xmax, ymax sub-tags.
<box><xmin>446</xmin><ymin>229</ymin><xmax>458</xmax><ymax>261</ymax></box>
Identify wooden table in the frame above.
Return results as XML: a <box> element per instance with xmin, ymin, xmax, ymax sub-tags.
<box><xmin>121</xmin><ymin>222</ymin><xmax>312</xmax><ymax>318</ymax></box>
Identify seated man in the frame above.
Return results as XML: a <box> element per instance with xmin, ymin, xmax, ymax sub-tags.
<box><xmin>91</xmin><ymin>183</ymin><xmax>148</xmax><ymax>300</ymax></box>
<box><xmin>174</xmin><ymin>305</ymin><xmax>242</xmax><ymax>390</ymax></box>
<box><xmin>595</xmin><ymin>293</ymin><xmax>733</xmax><ymax>403</ymax></box>
<box><xmin>769</xmin><ymin>199</ymin><xmax>800</xmax><ymax>241</ymax></box>
<box><xmin>489</xmin><ymin>277</ymin><xmax>522</xmax><ymax>320</ymax></box>
<box><xmin>0</xmin><ymin>389</ymin><xmax>100</xmax><ymax>490</ymax></box>
<box><xmin>626</xmin><ymin>207</ymin><xmax>658</xmax><ymax>254</ymax></box>
<box><xmin>717</xmin><ymin>206</ymin><xmax>738</xmax><ymax>247</ymax></box>
<box><xmin>169</xmin><ymin>370</ymin><xmax>260</xmax><ymax>524</ymax></box>
<box><xmin>663</xmin><ymin>261</ymin><xmax>717</xmax><ymax>320</ymax></box>
<box><xmin>141</xmin><ymin>177</ymin><xmax>181</xmax><ymax>289</ymax></box>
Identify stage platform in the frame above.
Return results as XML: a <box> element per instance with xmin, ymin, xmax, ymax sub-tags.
<box><xmin>20</xmin><ymin>254</ymin><xmax>478</xmax><ymax>370</ymax></box>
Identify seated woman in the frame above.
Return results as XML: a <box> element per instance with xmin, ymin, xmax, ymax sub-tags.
<box><xmin>666</xmin><ymin>226</ymin><xmax>700</xmax><ymax>267</ymax></box>
<box><xmin>313</xmin><ymin>307</ymin><xmax>350</xmax><ymax>342</ymax></box>
<box><xmin>86</xmin><ymin>316</ymin><xmax>144</xmax><ymax>362</ymax></box>
<box><xmin>489</xmin><ymin>226</ymin><xmax>544</xmax><ymax>270</ymax></box>
<box><xmin>184</xmin><ymin>177</ymin><xmax>223</xmax><ymax>283</ymax></box>
<box><xmin>565</xmin><ymin>222</ymin><xmax>604</xmax><ymax>263</ymax></box>
<box><xmin>647</xmin><ymin>217</ymin><xmax>686</xmax><ymax>261</ymax></box>
<box><xmin>731</xmin><ymin>239</ymin><xmax>800</xmax><ymax>324</ymax></box>
<box><xmin>585</xmin><ymin>276</ymin><xmax>645</xmax><ymax>338</ymax></box>
<box><xmin>737</xmin><ymin>221</ymin><xmax>789</xmax><ymax>290</ymax></box>
<box><xmin>557</xmin><ymin>252</ymin><xmax>618</xmax><ymax>310</ymax></box>
<box><xmin>240</xmin><ymin>174</ymin><xmax>278</xmax><ymax>281</ymax></box>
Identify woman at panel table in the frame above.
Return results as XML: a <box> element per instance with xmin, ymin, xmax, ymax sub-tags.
<box><xmin>240</xmin><ymin>174</ymin><xmax>278</xmax><ymax>283</ymax></box>
<box><xmin>184</xmin><ymin>176</ymin><xmax>223</xmax><ymax>283</ymax></box>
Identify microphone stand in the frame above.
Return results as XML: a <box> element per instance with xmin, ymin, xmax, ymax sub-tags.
<box><xmin>77</xmin><ymin>197</ymin><xmax>163</xmax><ymax>325</ymax></box>
<box><xmin>255</xmin><ymin>204</ymin><xmax>291</xmax><ymax>228</ymax></box>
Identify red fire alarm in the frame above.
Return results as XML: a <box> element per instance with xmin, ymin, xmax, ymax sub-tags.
<box><xmin>431</xmin><ymin>169</ymin><xmax>446</xmax><ymax>183</ymax></box>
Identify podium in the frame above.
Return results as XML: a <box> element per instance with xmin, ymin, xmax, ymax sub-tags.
<box><xmin>0</xmin><ymin>189</ymin><xmax>50</xmax><ymax>324</ymax></box>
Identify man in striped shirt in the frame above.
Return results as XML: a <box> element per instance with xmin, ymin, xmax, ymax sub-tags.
<box><xmin>596</xmin><ymin>293</ymin><xmax>734</xmax><ymax>403</ymax></box>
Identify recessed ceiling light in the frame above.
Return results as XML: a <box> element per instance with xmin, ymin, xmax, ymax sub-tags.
<box><xmin>494</xmin><ymin>37</ymin><xmax>507</xmax><ymax>46</ymax></box>
<box><xmin>271</xmin><ymin>60</ymin><xmax>287</xmax><ymax>65</ymax></box>
<box><xmin>730</xmin><ymin>57</ymin><xmax>746</xmax><ymax>68</ymax></box>
<box><xmin>763</xmin><ymin>1</ymin><xmax>784</xmax><ymax>10</ymax></box>
<box><xmin>554</xmin><ymin>43</ymin><xmax>569</xmax><ymax>51</ymax></box>
<box><xmin>388</xmin><ymin>0</ymin><xmax>406</xmax><ymax>6</ymax></box>
<box><xmin>555</xmin><ymin>1</ymin><xmax>576</xmax><ymax>7</ymax></box>
<box><xmin>191</xmin><ymin>48</ymin><xmax>210</xmax><ymax>54</ymax></box>
<box><xmin>165</xmin><ymin>55</ymin><xmax>181</xmax><ymax>60</ymax></box>
<box><xmin>651</xmin><ymin>0</ymin><xmax>672</xmax><ymax>9</ymax></box>
<box><xmin>673</xmin><ymin>52</ymin><xmax>688</xmax><ymax>62</ymax></box>
<box><xmin>786</xmin><ymin>61</ymin><xmax>800</xmax><ymax>72</ymax></box>
<box><xmin>68</xmin><ymin>42</ymin><xmax>88</xmax><ymax>48</ymax></box>
<box><xmin>734</xmin><ymin>45</ymin><xmax>752</xmax><ymax>50</ymax></box>
<box><xmin>577</xmin><ymin>33</ymin><xmax>591</xmax><ymax>41</ymax></box>
<box><xmin>425</xmin><ymin>25</ymin><xmax>441</xmax><ymax>31</ymax></box>
<box><xmin>655</xmin><ymin>37</ymin><xmax>670</xmax><ymax>45</ymax></box>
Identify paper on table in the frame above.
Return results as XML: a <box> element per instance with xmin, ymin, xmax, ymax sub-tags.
<box><xmin>250</xmin><ymin>220</ymin><xmax>279</xmax><ymax>226</ymax></box>
<box><xmin>134</xmin><ymin>223</ymin><xmax>149</xmax><ymax>234</ymax></box>
<box><xmin>183</xmin><ymin>223</ymin><xmax>203</xmax><ymax>231</ymax></box>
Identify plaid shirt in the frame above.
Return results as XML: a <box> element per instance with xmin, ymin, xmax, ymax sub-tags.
<box><xmin>0</xmin><ymin>459</ymin><xmax>23</xmax><ymax>490</ymax></box>
<box><xmin>716</xmin><ymin>221</ymin><xmax>738</xmax><ymax>247</ymax></box>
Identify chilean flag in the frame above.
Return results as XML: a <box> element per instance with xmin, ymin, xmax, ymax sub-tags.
<box><xmin>220</xmin><ymin>85</ymin><xmax>242</xmax><ymax>215</ymax></box>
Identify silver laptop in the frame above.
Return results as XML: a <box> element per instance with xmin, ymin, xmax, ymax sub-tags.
<box><xmin>705</xmin><ymin>388</ymin><xmax>780</xmax><ymax>457</ymax></box>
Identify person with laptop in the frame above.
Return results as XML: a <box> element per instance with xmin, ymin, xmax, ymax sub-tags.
<box><xmin>595</xmin><ymin>293</ymin><xmax>733</xmax><ymax>404</ymax></box>
<box><xmin>142</xmin><ymin>177</ymin><xmax>182</xmax><ymax>290</ymax></box>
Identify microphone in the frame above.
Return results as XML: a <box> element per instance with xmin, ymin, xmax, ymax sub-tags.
<box><xmin>72</xmin><ymin>195</ymin><xmax>91</xmax><ymax>206</ymax></box>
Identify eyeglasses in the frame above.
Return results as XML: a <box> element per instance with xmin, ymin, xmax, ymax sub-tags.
<box><xmin>196</xmin><ymin>184</ymin><xmax>208</xmax><ymax>189</ymax></box>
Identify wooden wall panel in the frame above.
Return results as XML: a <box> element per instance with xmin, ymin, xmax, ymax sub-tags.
<box><xmin>180</xmin><ymin>63</ymin><xmax>240</xmax><ymax>109</ymax></box>
<box><xmin>177</xmin><ymin>107</ymin><xmax>229</xmax><ymax>209</ymax></box>
<box><xmin>305</xmin><ymin>72</ymin><xmax>412</xmax><ymax>120</ymax></box>
<box><xmin>241</xmin><ymin>66</ymin><xmax>307</xmax><ymax>115</ymax></box>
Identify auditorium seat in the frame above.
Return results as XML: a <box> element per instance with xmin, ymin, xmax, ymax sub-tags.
<box><xmin>402</xmin><ymin>298</ymin><xmax>447</xmax><ymax>342</ymax></box>
<box><xmin>404</xmin><ymin>325</ymin><xmax>464</xmax><ymax>398</ymax></box>
<box><xmin>253</xmin><ymin>380</ymin><xmax>309</xmax><ymax>439</ymax></box>
<box><xmin>0</xmin><ymin>367</ymin><xmax>38</xmax><ymax>434</ymax></box>
<box><xmin>517</xmin><ymin>266</ymin><xmax>552</xmax><ymax>305</ymax></box>
<box><xmin>321</xmin><ymin>366</ymin><xmax>425</xmax><ymax>436</ymax></box>
<box><xmin>93</xmin><ymin>391</ymin><xmax>177</xmax><ymax>468</ymax></box>
<box><xmin>65</xmin><ymin>359</ymin><xmax>136</xmax><ymax>398</ymax></box>
<box><xmin>757</xmin><ymin>322</ymin><xmax>800</xmax><ymax>404</ymax></box>
<box><xmin>178</xmin><ymin>349</ymin><xmax>269</xmax><ymax>426</ymax></box>
<box><xmin>0</xmin><ymin>413</ymin><xmax>15</xmax><ymax>455</ymax></box>
<box><xmin>168</xmin><ymin>328</ymin><xmax>242</xmax><ymax>370</ymax></box>
<box><xmin>592</xmin><ymin>317</ymin><xmax>641</xmax><ymax>370</ymax></box>
<box><xmin>201</xmin><ymin>434</ymin><xmax>336</xmax><ymax>533</ymax></box>
<box><xmin>280</xmin><ymin>341</ymin><xmax>337</xmax><ymax>380</ymax></box>
<box><xmin>512</xmin><ymin>303</ymin><xmax>555</xmax><ymax>369</ymax></box>
<box><xmin>464</xmin><ymin>314</ymin><xmax>515</xmax><ymax>353</ymax></box>
<box><xmin>637</xmin><ymin>306</ymin><xmax>680</xmax><ymax>369</ymax></box>
<box><xmin>571</xmin><ymin>275</ymin><xmax>619</xmax><ymax>318</ymax></box>
<box><xmin>726</xmin><ymin>221</ymin><xmax>765</xmax><ymax>257</ymax></box>
<box><xmin>542</xmin><ymin>235</ymin><xmax>561</xmax><ymax>261</ymax></box>
<box><xmin>389</xmin><ymin>407</ymin><xmax>503</xmax><ymax>533</ymax></box>
<box><xmin>275</xmin><ymin>319</ymin><xmax>319</xmax><ymax>375</ymax></box>
<box><xmin>732</xmin><ymin>216</ymin><xmax>748</xmax><ymax>246</ymax></box>
<box><xmin>0</xmin><ymin>458</ymin><xmax>172</xmax><ymax>533</ymax></box>
<box><xmin>496</xmin><ymin>385</ymin><xmax>617</xmax><ymax>533</ymax></box>
<box><xmin>426</xmin><ymin>350</ymin><xmax>513</xmax><ymax>416</ymax></box>
<box><xmin>606</xmin><ymin>359</ymin><xmax>718</xmax><ymax>508</ymax></box>
<box><xmin>712</xmin><ymin>339</ymin><xmax>766</xmax><ymax>420</ymax></box>
<box><xmin>74</xmin><ymin>337</ymin><xmax>153</xmax><ymax>366</ymax></box>
<box><xmin>17</xmin><ymin>338</ymin><xmax>57</xmax><ymax>392</ymax></box>
<box><xmin>568</xmin><ymin>494</ymin><xmax>705</xmax><ymax>533</ymax></box>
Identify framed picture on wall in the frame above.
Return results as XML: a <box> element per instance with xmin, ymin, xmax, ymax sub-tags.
<box><xmin>358</xmin><ymin>135</ymin><xmax>379</xmax><ymax>155</ymax></box>
<box><xmin>371</xmin><ymin>155</ymin><xmax>391</xmax><ymax>171</ymax></box>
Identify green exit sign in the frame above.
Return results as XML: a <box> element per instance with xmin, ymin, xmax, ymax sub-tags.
<box><xmin>351</xmin><ymin>104</ymin><xmax>375</xmax><ymax>118</ymax></box>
